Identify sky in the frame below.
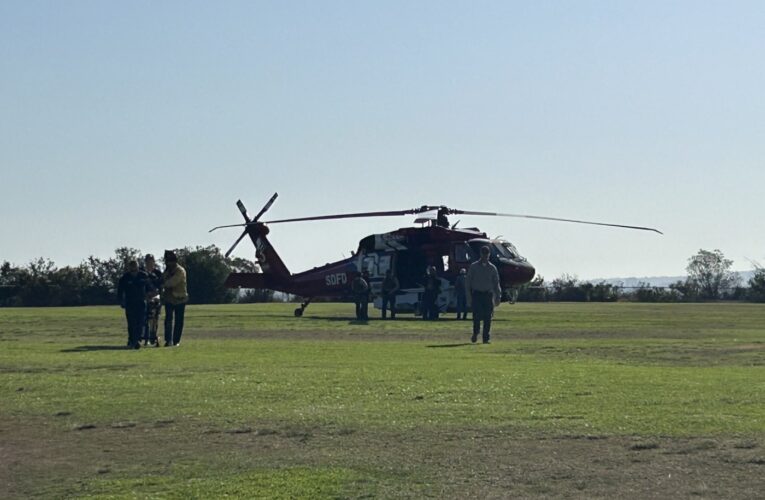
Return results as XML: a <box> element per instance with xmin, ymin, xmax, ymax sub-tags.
<box><xmin>1</xmin><ymin>1</ymin><xmax>763</xmax><ymax>280</ymax></box>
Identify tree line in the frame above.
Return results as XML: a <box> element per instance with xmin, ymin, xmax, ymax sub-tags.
<box><xmin>1</xmin><ymin>247</ymin><xmax>763</xmax><ymax>307</ymax></box>
<box><xmin>0</xmin><ymin>246</ymin><xmax>273</xmax><ymax>307</ymax></box>
<box><xmin>518</xmin><ymin>249</ymin><xmax>765</xmax><ymax>303</ymax></box>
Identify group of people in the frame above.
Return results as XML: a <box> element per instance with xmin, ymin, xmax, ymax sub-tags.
<box><xmin>349</xmin><ymin>245</ymin><xmax>501</xmax><ymax>343</ymax></box>
<box><xmin>351</xmin><ymin>269</ymin><xmax>401</xmax><ymax>321</ymax></box>
<box><xmin>116</xmin><ymin>250</ymin><xmax>188</xmax><ymax>349</ymax></box>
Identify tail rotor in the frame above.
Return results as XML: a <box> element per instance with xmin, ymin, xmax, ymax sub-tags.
<box><xmin>210</xmin><ymin>192</ymin><xmax>279</xmax><ymax>258</ymax></box>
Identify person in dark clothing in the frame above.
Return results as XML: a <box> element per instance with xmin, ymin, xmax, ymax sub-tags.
<box><xmin>455</xmin><ymin>268</ymin><xmax>468</xmax><ymax>320</ymax></box>
<box><xmin>421</xmin><ymin>266</ymin><xmax>441</xmax><ymax>320</ymax></box>
<box><xmin>142</xmin><ymin>254</ymin><xmax>163</xmax><ymax>347</ymax></box>
<box><xmin>117</xmin><ymin>260</ymin><xmax>152</xmax><ymax>349</ymax></box>
<box><xmin>381</xmin><ymin>269</ymin><xmax>399</xmax><ymax>319</ymax></box>
<box><xmin>351</xmin><ymin>271</ymin><xmax>370</xmax><ymax>321</ymax></box>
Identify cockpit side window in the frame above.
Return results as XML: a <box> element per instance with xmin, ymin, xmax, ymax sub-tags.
<box><xmin>494</xmin><ymin>242</ymin><xmax>524</xmax><ymax>261</ymax></box>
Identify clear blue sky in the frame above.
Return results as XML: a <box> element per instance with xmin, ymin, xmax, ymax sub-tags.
<box><xmin>1</xmin><ymin>1</ymin><xmax>763</xmax><ymax>280</ymax></box>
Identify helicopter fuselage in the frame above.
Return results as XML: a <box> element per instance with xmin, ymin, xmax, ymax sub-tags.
<box><xmin>225</xmin><ymin>224</ymin><xmax>535</xmax><ymax>311</ymax></box>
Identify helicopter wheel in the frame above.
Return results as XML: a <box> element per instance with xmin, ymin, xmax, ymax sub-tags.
<box><xmin>294</xmin><ymin>308</ymin><xmax>304</xmax><ymax>317</ymax></box>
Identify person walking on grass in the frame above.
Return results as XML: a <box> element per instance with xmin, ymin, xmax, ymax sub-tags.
<box><xmin>466</xmin><ymin>246</ymin><xmax>501</xmax><ymax>344</ymax></box>
<box><xmin>162</xmin><ymin>250</ymin><xmax>188</xmax><ymax>347</ymax></box>
<box><xmin>117</xmin><ymin>260</ymin><xmax>153</xmax><ymax>350</ymax></box>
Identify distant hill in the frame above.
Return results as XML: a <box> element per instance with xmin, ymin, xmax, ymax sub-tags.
<box><xmin>587</xmin><ymin>271</ymin><xmax>756</xmax><ymax>288</ymax></box>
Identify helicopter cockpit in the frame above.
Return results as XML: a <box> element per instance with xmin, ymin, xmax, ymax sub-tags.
<box><xmin>493</xmin><ymin>240</ymin><xmax>527</xmax><ymax>262</ymax></box>
<box><xmin>467</xmin><ymin>239</ymin><xmax>526</xmax><ymax>264</ymax></box>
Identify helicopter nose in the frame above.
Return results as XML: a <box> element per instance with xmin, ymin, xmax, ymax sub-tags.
<box><xmin>503</xmin><ymin>260</ymin><xmax>535</xmax><ymax>285</ymax></box>
<box><xmin>521</xmin><ymin>261</ymin><xmax>536</xmax><ymax>282</ymax></box>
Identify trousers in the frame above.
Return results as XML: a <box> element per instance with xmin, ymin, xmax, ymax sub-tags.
<box><xmin>471</xmin><ymin>291</ymin><xmax>494</xmax><ymax>342</ymax></box>
<box><xmin>125</xmin><ymin>303</ymin><xmax>146</xmax><ymax>347</ymax></box>
<box><xmin>381</xmin><ymin>293</ymin><xmax>396</xmax><ymax>319</ymax></box>
<box><xmin>164</xmin><ymin>303</ymin><xmax>186</xmax><ymax>345</ymax></box>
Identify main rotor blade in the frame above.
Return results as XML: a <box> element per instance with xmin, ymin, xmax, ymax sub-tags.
<box><xmin>209</xmin><ymin>222</ymin><xmax>247</xmax><ymax>233</ymax></box>
<box><xmin>224</xmin><ymin>230</ymin><xmax>249</xmax><ymax>258</ymax></box>
<box><xmin>453</xmin><ymin>210</ymin><xmax>663</xmax><ymax>234</ymax></box>
<box><xmin>264</xmin><ymin>208</ymin><xmax>419</xmax><ymax>224</ymax></box>
<box><xmin>252</xmin><ymin>192</ymin><xmax>279</xmax><ymax>223</ymax></box>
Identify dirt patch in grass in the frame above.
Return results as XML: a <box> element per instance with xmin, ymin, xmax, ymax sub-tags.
<box><xmin>1</xmin><ymin>416</ymin><xmax>762</xmax><ymax>499</ymax></box>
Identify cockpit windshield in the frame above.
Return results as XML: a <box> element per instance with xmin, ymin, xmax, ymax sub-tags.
<box><xmin>493</xmin><ymin>241</ymin><xmax>525</xmax><ymax>261</ymax></box>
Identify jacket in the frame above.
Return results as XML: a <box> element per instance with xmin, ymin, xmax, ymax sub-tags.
<box><xmin>117</xmin><ymin>271</ymin><xmax>151</xmax><ymax>307</ymax></box>
<box><xmin>162</xmin><ymin>265</ymin><xmax>188</xmax><ymax>304</ymax></box>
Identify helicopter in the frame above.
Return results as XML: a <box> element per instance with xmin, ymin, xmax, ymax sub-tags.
<box><xmin>210</xmin><ymin>193</ymin><xmax>661</xmax><ymax>317</ymax></box>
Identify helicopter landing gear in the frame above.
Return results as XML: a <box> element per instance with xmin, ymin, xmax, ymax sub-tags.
<box><xmin>502</xmin><ymin>288</ymin><xmax>518</xmax><ymax>304</ymax></box>
<box><xmin>294</xmin><ymin>299</ymin><xmax>311</xmax><ymax>317</ymax></box>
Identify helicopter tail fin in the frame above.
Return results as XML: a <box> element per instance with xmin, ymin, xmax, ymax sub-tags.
<box><xmin>246</xmin><ymin>223</ymin><xmax>291</xmax><ymax>278</ymax></box>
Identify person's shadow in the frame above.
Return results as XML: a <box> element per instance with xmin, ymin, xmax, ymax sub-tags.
<box><xmin>426</xmin><ymin>343</ymin><xmax>475</xmax><ymax>348</ymax></box>
<box><xmin>60</xmin><ymin>345</ymin><xmax>129</xmax><ymax>353</ymax></box>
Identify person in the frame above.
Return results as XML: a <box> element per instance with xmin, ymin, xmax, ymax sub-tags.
<box><xmin>421</xmin><ymin>265</ymin><xmax>441</xmax><ymax>320</ymax></box>
<box><xmin>351</xmin><ymin>271</ymin><xmax>369</xmax><ymax>320</ymax></box>
<box><xmin>142</xmin><ymin>254</ymin><xmax>163</xmax><ymax>347</ymax></box>
<box><xmin>162</xmin><ymin>250</ymin><xmax>188</xmax><ymax>347</ymax></box>
<box><xmin>455</xmin><ymin>268</ymin><xmax>468</xmax><ymax>320</ymax></box>
<box><xmin>117</xmin><ymin>260</ymin><xmax>152</xmax><ymax>349</ymax></box>
<box><xmin>381</xmin><ymin>269</ymin><xmax>399</xmax><ymax>319</ymax></box>
<box><xmin>466</xmin><ymin>246</ymin><xmax>501</xmax><ymax>344</ymax></box>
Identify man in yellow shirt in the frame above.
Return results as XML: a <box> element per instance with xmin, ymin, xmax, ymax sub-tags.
<box><xmin>162</xmin><ymin>250</ymin><xmax>188</xmax><ymax>347</ymax></box>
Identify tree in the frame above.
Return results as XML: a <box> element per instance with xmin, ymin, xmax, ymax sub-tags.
<box><xmin>749</xmin><ymin>264</ymin><xmax>765</xmax><ymax>303</ymax></box>
<box><xmin>0</xmin><ymin>261</ymin><xmax>22</xmax><ymax>306</ymax></box>
<box><xmin>517</xmin><ymin>275</ymin><xmax>547</xmax><ymax>302</ymax></box>
<box><xmin>550</xmin><ymin>274</ymin><xmax>588</xmax><ymax>301</ymax></box>
<box><xmin>83</xmin><ymin>247</ymin><xmax>143</xmax><ymax>304</ymax></box>
<box><xmin>685</xmin><ymin>249</ymin><xmax>740</xmax><ymax>300</ymax></box>
<box><xmin>172</xmin><ymin>245</ymin><xmax>235</xmax><ymax>304</ymax></box>
<box><xmin>632</xmin><ymin>282</ymin><xmax>681</xmax><ymax>302</ymax></box>
<box><xmin>588</xmin><ymin>281</ymin><xmax>619</xmax><ymax>302</ymax></box>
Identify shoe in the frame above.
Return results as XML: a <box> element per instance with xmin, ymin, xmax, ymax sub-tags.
<box><xmin>164</xmin><ymin>342</ymin><xmax>173</xmax><ymax>347</ymax></box>
<box><xmin>471</xmin><ymin>336</ymin><xmax>477</xmax><ymax>344</ymax></box>
<box><xmin>133</xmin><ymin>343</ymin><xmax>141</xmax><ymax>350</ymax></box>
<box><xmin>483</xmin><ymin>340</ymin><xmax>491</xmax><ymax>344</ymax></box>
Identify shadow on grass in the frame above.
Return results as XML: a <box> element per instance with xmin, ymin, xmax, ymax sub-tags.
<box><xmin>60</xmin><ymin>345</ymin><xmax>129</xmax><ymax>353</ymax></box>
<box><xmin>305</xmin><ymin>316</ymin><xmax>456</xmax><ymax>323</ymax></box>
<box><xmin>426</xmin><ymin>343</ymin><xmax>475</xmax><ymax>348</ymax></box>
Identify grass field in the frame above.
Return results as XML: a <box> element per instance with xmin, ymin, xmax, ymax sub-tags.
<box><xmin>1</xmin><ymin>302</ymin><xmax>764</xmax><ymax>498</ymax></box>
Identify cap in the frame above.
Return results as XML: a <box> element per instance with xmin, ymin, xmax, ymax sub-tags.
<box><xmin>164</xmin><ymin>250</ymin><xmax>178</xmax><ymax>262</ymax></box>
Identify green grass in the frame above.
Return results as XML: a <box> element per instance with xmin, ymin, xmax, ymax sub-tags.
<box><xmin>1</xmin><ymin>302</ymin><xmax>764</xmax><ymax>498</ymax></box>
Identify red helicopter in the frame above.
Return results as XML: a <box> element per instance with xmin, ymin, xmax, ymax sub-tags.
<box><xmin>210</xmin><ymin>193</ymin><xmax>661</xmax><ymax>317</ymax></box>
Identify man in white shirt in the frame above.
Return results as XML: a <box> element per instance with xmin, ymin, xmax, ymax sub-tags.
<box><xmin>466</xmin><ymin>246</ymin><xmax>501</xmax><ymax>344</ymax></box>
